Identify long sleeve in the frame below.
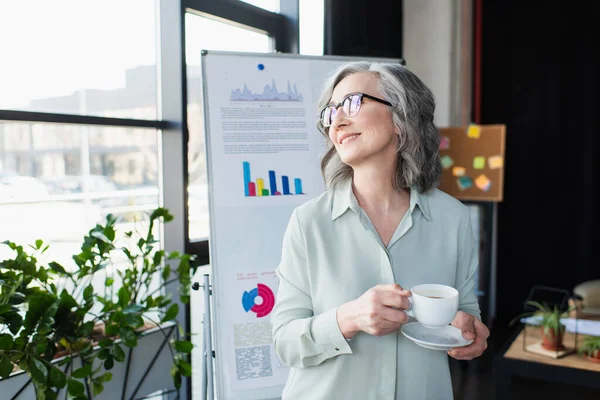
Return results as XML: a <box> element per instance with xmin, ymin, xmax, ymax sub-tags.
<box><xmin>271</xmin><ymin>209</ymin><xmax>352</xmax><ymax>369</ymax></box>
<box><xmin>455</xmin><ymin>208</ymin><xmax>482</xmax><ymax>320</ymax></box>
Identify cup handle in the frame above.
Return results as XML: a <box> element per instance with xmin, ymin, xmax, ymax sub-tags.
<box><xmin>405</xmin><ymin>295</ymin><xmax>414</xmax><ymax>318</ymax></box>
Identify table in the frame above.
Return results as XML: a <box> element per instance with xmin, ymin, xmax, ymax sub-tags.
<box><xmin>494</xmin><ymin>326</ymin><xmax>600</xmax><ymax>399</ymax></box>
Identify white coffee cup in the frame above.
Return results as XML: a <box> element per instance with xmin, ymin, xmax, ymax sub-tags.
<box><xmin>404</xmin><ymin>284</ymin><xmax>459</xmax><ymax>329</ymax></box>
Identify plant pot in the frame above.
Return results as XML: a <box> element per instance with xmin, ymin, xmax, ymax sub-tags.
<box><xmin>541</xmin><ymin>325</ymin><xmax>565</xmax><ymax>351</ymax></box>
<box><xmin>584</xmin><ymin>349</ymin><xmax>600</xmax><ymax>363</ymax></box>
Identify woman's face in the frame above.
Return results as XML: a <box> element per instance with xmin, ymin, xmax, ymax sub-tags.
<box><xmin>328</xmin><ymin>72</ymin><xmax>397</xmax><ymax>168</ymax></box>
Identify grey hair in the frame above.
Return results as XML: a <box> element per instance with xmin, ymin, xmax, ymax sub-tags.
<box><xmin>317</xmin><ymin>61</ymin><xmax>442</xmax><ymax>193</ymax></box>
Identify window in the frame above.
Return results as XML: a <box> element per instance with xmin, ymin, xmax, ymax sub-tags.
<box><xmin>0</xmin><ymin>0</ymin><xmax>158</xmax><ymax>120</ymax></box>
<box><xmin>239</xmin><ymin>0</ymin><xmax>279</xmax><ymax>12</ymax></box>
<box><xmin>0</xmin><ymin>0</ymin><xmax>167</xmax><ymax>321</ymax></box>
<box><xmin>300</xmin><ymin>0</ymin><xmax>325</xmax><ymax>55</ymax></box>
<box><xmin>0</xmin><ymin>121</ymin><xmax>160</xmax><ymax>273</ymax></box>
<box><xmin>185</xmin><ymin>13</ymin><xmax>272</xmax><ymax>242</ymax></box>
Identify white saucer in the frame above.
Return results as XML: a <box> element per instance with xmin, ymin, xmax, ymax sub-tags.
<box><xmin>401</xmin><ymin>322</ymin><xmax>473</xmax><ymax>351</ymax></box>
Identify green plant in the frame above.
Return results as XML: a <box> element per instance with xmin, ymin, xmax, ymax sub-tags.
<box><xmin>578</xmin><ymin>335</ymin><xmax>600</xmax><ymax>357</ymax></box>
<box><xmin>0</xmin><ymin>208</ymin><xmax>198</xmax><ymax>400</ymax></box>
<box><xmin>510</xmin><ymin>300</ymin><xmax>572</xmax><ymax>336</ymax></box>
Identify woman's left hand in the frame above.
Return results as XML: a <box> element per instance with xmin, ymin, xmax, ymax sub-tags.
<box><xmin>447</xmin><ymin>311</ymin><xmax>490</xmax><ymax>360</ymax></box>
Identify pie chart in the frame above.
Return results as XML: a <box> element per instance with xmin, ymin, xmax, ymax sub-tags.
<box><xmin>242</xmin><ymin>283</ymin><xmax>275</xmax><ymax>318</ymax></box>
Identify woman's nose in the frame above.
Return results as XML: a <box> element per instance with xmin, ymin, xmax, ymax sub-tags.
<box><xmin>330</xmin><ymin>107</ymin><xmax>349</xmax><ymax>129</ymax></box>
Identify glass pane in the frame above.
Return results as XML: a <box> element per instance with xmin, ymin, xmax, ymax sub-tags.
<box><xmin>239</xmin><ymin>0</ymin><xmax>279</xmax><ymax>12</ymax></box>
<box><xmin>300</xmin><ymin>0</ymin><xmax>324</xmax><ymax>55</ymax></box>
<box><xmin>0</xmin><ymin>1</ymin><xmax>158</xmax><ymax>119</ymax></box>
<box><xmin>0</xmin><ymin>122</ymin><xmax>160</xmax><ymax>259</ymax></box>
<box><xmin>185</xmin><ymin>13</ymin><xmax>271</xmax><ymax>242</ymax></box>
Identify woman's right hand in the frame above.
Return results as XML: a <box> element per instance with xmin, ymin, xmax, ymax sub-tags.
<box><xmin>336</xmin><ymin>283</ymin><xmax>412</xmax><ymax>338</ymax></box>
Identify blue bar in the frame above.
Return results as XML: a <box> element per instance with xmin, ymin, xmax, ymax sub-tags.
<box><xmin>282</xmin><ymin>176</ymin><xmax>291</xmax><ymax>195</ymax></box>
<box><xmin>243</xmin><ymin>161</ymin><xmax>251</xmax><ymax>196</ymax></box>
<box><xmin>268</xmin><ymin>170</ymin><xmax>278</xmax><ymax>195</ymax></box>
<box><xmin>294</xmin><ymin>178</ymin><xmax>303</xmax><ymax>195</ymax></box>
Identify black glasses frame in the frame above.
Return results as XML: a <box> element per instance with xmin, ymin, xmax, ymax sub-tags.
<box><xmin>320</xmin><ymin>92</ymin><xmax>393</xmax><ymax>127</ymax></box>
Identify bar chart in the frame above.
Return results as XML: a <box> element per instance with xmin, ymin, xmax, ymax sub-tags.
<box><xmin>242</xmin><ymin>161</ymin><xmax>304</xmax><ymax>197</ymax></box>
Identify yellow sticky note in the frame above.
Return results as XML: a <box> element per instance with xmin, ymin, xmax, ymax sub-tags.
<box><xmin>467</xmin><ymin>124</ymin><xmax>481</xmax><ymax>139</ymax></box>
<box><xmin>475</xmin><ymin>174</ymin><xmax>492</xmax><ymax>192</ymax></box>
<box><xmin>452</xmin><ymin>166</ymin><xmax>466</xmax><ymax>177</ymax></box>
<box><xmin>488</xmin><ymin>155</ymin><xmax>503</xmax><ymax>169</ymax></box>
<box><xmin>473</xmin><ymin>156</ymin><xmax>485</xmax><ymax>169</ymax></box>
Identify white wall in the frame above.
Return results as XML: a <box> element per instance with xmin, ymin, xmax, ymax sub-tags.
<box><xmin>403</xmin><ymin>0</ymin><xmax>472</xmax><ymax>127</ymax></box>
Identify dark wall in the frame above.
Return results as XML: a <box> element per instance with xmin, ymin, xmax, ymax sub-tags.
<box><xmin>481</xmin><ymin>2</ymin><xmax>599</xmax><ymax>325</ymax></box>
<box><xmin>324</xmin><ymin>0</ymin><xmax>403</xmax><ymax>58</ymax></box>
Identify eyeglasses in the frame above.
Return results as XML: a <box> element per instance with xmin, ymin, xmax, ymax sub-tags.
<box><xmin>320</xmin><ymin>92</ymin><xmax>393</xmax><ymax>128</ymax></box>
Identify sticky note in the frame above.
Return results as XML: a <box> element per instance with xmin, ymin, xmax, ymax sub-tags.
<box><xmin>440</xmin><ymin>136</ymin><xmax>450</xmax><ymax>150</ymax></box>
<box><xmin>457</xmin><ymin>176</ymin><xmax>473</xmax><ymax>190</ymax></box>
<box><xmin>473</xmin><ymin>156</ymin><xmax>485</xmax><ymax>169</ymax></box>
<box><xmin>452</xmin><ymin>166</ymin><xmax>466</xmax><ymax>177</ymax></box>
<box><xmin>467</xmin><ymin>124</ymin><xmax>481</xmax><ymax>139</ymax></box>
<box><xmin>475</xmin><ymin>174</ymin><xmax>492</xmax><ymax>191</ymax></box>
<box><xmin>441</xmin><ymin>155</ymin><xmax>454</xmax><ymax>169</ymax></box>
<box><xmin>488</xmin><ymin>155</ymin><xmax>503</xmax><ymax>169</ymax></box>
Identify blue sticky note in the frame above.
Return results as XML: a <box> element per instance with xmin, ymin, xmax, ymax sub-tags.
<box><xmin>457</xmin><ymin>176</ymin><xmax>473</xmax><ymax>191</ymax></box>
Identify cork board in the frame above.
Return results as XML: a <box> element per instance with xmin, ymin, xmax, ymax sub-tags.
<box><xmin>437</xmin><ymin>124</ymin><xmax>506</xmax><ymax>202</ymax></box>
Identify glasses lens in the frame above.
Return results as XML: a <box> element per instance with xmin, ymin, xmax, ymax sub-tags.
<box><xmin>342</xmin><ymin>97</ymin><xmax>352</xmax><ymax>117</ymax></box>
<box><xmin>322</xmin><ymin>107</ymin><xmax>332</xmax><ymax>127</ymax></box>
<box><xmin>349</xmin><ymin>94</ymin><xmax>361</xmax><ymax>117</ymax></box>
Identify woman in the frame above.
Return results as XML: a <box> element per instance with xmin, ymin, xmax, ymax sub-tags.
<box><xmin>271</xmin><ymin>62</ymin><xmax>489</xmax><ymax>400</ymax></box>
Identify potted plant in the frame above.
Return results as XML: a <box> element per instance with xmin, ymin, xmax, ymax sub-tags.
<box><xmin>0</xmin><ymin>208</ymin><xmax>198</xmax><ymax>400</ymax></box>
<box><xmin>578</xmin><ymin>336</ymin><xmax>600</xmax><ymax>363</ymax></box>
<box><xmin>511</xmin><ymin>300</ymin><xmax>572</xmax><ymax>351</ymax></box>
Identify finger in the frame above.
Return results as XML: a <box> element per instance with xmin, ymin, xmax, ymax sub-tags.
<box><xmin>378</xmin><ymin>305</ymin><xmax>410</xmax><ymax>324</ymax></box>
<box><xmin>376</xmin><ymin>283</ymin><xmax>411</xmax><ymax>296</ymax></box>
<box><xmin>474</xmin><ymin>318</ymin><xmax>491</xmax><ymax>340</ymax></box>
<box><xmin>378</xmin><ymin>291</ymin><xmax>411</xmax><ymax>310</ymax></box>
<box><xmin>448</xmin><ymin>325</ymin><xmax>488</xmax><ymax>359</ymax></box>
<box><xmin>456</xmin><ymin>312</ymin><xmax>476</xmax><ymax>340</ymax></box>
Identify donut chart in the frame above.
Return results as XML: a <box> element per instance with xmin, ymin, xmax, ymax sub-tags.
<box><xmin>241</xmin><ymin>283</ymin><xmax>275</xmax><ymax>318</ymax></box>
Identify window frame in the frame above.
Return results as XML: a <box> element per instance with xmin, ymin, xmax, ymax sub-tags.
<box><xmin>182</xmin><ymin>0</ymin><xmax>299</xmax><ymax>264</ymax></box>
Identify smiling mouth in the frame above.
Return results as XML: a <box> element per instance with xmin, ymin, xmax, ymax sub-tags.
<box><xmin>339</xmin><ymin>133</ymin><xmax>361</xmax><ymax>145</ymax></box>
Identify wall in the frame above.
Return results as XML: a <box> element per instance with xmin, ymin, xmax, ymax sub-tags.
<box><xmin>403</xmin><ymin>0</ymin><xmax>472</xmax><ymax>127</ymax></box>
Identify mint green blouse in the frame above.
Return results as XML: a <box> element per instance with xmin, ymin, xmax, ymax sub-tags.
<box><xmin>271</xmin><ymin>179</ymin><xmax>480</xmax><ymax>400</ymax></box>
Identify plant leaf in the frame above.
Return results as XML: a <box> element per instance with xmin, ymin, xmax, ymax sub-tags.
<box><xmin>104</xmin><ymin>355</ymin><xmax>114</xmax><ymax>370</ymax></box>
<box><xmin>111</xmin><ymin>343</ymin><xmax>126</xmax><ymax>362</ymax></box>
<box><xmin>83</xmin><ymin>284</ymin><xmax>94</xmax><ymax>302</ymax></box>
<box><xmin>0</xmin><ymin>333</ymin><xmax>13</xmax><ymax>350</ymax></box>
<box><xmin>173</xmin><ymin>340</ymin><xmax>193</xmax><ymax>353</ymax></box>
<box><xmin>118</xmin><ymin>286</ymin><xmax>131</xmax><ymax>308</ymax></box>
<box><xmin>176</xmin><ymin>359</ymin><xmax>192</xmax><ymax>377</ymax></box>
<box><xmin>67</xmin><ymin>378</ymin><xmax>85</xmax><ymax>396</ymax></box>
<box><xmin>29</xmin><ymin>356</ymin><xmax>48</xmax><ymax>384</ymax></box>
<box><xmin>92</xmin><ymin>381</ymin><xmax>104</xmax><ymax>396</ymax></box>
<box><xmin>161</xmin><ymin>303</ymin><xmax>179</xmax><ymax>323</ymax></box>
<box><xmin>71</xmin><ymin>364</ymin><xmax>92</xmax><ymax>379</ymax></box>
<box><xmin>97</xmin><ymin>371</ymin><xmax>113</xmax><ymax>384</ymax></box>
<box><xmin>119</xmin><ymin>328</ymin><xmax>138</xmax><ymax>348</ymax></box>
<box><xmin>122</xmin><ymin>304</ymin><xmax>144</xmax><ymax>314</ymax></box>
<box><xmin>0</xmin><ymin>354</ymin><xmax>13</xmax><ymax>379</ymax></box>
<box><xmin>48</xmin><ymin>262</ymin><xmax>66</xmax><ymax>274</ymax></box>
<box><xmin>49</xmin><ymin>367</ymin><xmax>67</xmax><ymax>389</ymax></box>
